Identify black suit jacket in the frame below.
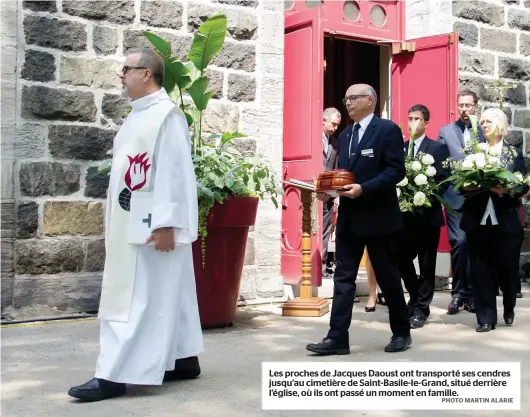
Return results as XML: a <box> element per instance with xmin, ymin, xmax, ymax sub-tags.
<box><xmin>323</xmin><ymin>134</ymin><xmax>339</xmax><ymax>172</ymax></box>
<box><xmin>460</xmin><ymin>143</ymin><xmax>528</xmax><ymax>236</ymax></box>
<box><xmin>404</xmin><ymin>136</ymin><xmax>451</xmax><ymax>227</ymax></box>
<box><xmin>336</xmin><ymin>115</ymin><xmax>406</xmax><ymax>236</ymax></box>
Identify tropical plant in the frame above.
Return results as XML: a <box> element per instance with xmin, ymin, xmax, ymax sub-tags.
<box><xmin>99</xmin><ymin>12</ymin><xmax>282</xmax><ymax>265</ymax></box>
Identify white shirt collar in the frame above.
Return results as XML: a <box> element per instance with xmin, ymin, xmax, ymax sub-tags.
<box><xmin>492</xmin><ymin>139</ymin><xmax>503</xmax><ymax>150</ymax></box>
<box><xmin>129</xmin><ymin>88</ymin><xmax>169</xmax><ymax>111</ymax></box>
<box><xmin>412</xmin><ymin>134</ymin><xmax>425</xmax><ymax>147</ymax></box>
<box><xmin>356</xmin><ymin>113</ymin><xmax>374</xmax><ymax>130</ymax></box>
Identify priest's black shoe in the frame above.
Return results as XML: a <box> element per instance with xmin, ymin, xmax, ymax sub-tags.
<box><xmin>164</xmin><ymin>356</ymin><xmax>201</xmax><ymax>382</ymax></box>
<box><xmin>503</xmin><ymin>311</ymin><xmax>515</xmax><ymax>325</ymax></box>
<box><xmin>464</xmin><ymin>300</ymin><xmax>475</xmax><ymax>313</ymax></box>
<box><xmin>447</xmin><ymin>297</ymin><xmax>462</xmax><ymax>314</ymax></box>
<box><xmin>384</xmin><ymin>335</ymin><xmax>412</xmax><ymax>352</ymax></box>
<box><xmin>306</xmin><ymin>338</ymin><xmax>350</xmax><ymax>355</ymax></box>
<box><xmin>476</xmin><ymin>324</ymin><xmax>495</xmax><ymax>332</ymax></box>
<box><xmin>410</xmin><ymin>316</ymin><xmax>425</xmax><ymax>329</ymax></box>
<box><xmin>68</xmin><ymin>378</ymin><xmax>126</xmax><ymax>402</ymax></box>
<box><xmin>516</xmin><ymin>292</ymin><xmax>523</xmax><ymax>299</ymax></box>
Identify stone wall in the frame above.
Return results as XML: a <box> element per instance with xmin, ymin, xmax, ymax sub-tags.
<box><xmin>453</xmin><ymin>0</ymin><xmax>530</xmax><ymax>255</ymax></box>
<box><xmin>1</xmin><ymin>0</ymin><xmax>284</xmax><ymax>316</ymax></box>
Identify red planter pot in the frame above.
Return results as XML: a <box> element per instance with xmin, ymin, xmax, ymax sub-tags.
<box><xmin>192</xmin><ymin>196</ymin><xmax>259</xmax><ymax>329</ymax></box>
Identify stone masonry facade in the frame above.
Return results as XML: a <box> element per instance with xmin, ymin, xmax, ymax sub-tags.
<box><xmin>0</xmin><ymin>0</ymin><xmax>284</xmax><ymax>316</ymax></box>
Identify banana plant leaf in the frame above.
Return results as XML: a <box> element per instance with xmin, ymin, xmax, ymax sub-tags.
<box><xmin>187</xmin><ymin>12</ymin><xmax>227</xmax><ymax>72</ymax></box>
<box><xmin>187</xmin><ymin>76</ymin><xmax>216</xmax><ymax>111</ymax></box>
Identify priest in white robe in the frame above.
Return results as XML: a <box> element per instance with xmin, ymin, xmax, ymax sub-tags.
<box><xmin>68</xmin><ymin>48</ymin><xmax>204</xmax><ymax>402</ymax></box>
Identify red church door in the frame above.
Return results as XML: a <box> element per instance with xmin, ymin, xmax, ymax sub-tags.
<box><xmin>281</xmin><ymin>8</ymin><xmax>324</xmax><ymax>286</ymax></box>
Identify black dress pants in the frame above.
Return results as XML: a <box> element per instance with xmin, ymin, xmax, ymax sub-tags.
<box><xmin>327</xmin><ymin>231</ymin><xmax>410</xmax><ymax>343</ymax></box>
<box><xmin>445</xmin><ymin>209</ymin><xmax>473</xmax><ymax>301</ymax></box>
<box><xmin>398</xmin><ymin>219</ymin><xmax>441</xmax><ymax>319</ymax></box>
<box><xmin>322</xmin><ymin>199</ymin><xmax>334</xmax><ymax>265</ymax></box>
<box><xmin>467</xmin><ymin>224</ymin><xmax>519</xmax><ymax>325</ymax></box>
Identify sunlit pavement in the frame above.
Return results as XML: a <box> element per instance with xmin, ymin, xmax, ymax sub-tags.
<box><xmin>2</xmin><ymin>289</ymin><xmax>529</xmax><ymax>417</ymax></box>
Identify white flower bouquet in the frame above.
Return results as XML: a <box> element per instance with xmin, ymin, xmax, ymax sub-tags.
<box><xmin>442</xmin><ymin>115</ymin><xmax>523</xmax><ymax>197</ymax></box>
<box><xmin>397</xmin><ymin>121</ymin><xmax>452</xmax><ymax>214</ymax></box>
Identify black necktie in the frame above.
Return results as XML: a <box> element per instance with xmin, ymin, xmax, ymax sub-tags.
<box><xmin>349</xmin><ymin>123</ymin><xmax>361</xmax><ymax>162</ymax></box>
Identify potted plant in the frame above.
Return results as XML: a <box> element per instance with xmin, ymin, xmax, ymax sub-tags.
<box><xmin>100</xmin><ymin>13</ymin><xmax>282</xmax><ymax>329</ymax></box>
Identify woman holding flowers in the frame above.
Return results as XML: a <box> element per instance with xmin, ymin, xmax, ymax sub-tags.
<box><xmin>458</xmin><ymin>108</ymin><xmax>528</xmax><ymax>332</ymax></box>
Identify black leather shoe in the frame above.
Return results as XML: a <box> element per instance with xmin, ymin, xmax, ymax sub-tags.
<box><xmin>476</xmin><ymin>324</ymin><xmax>496</xmax><ymax>332</ymax></box>
<box><xmin>516</xmin><ymin>292</ymin><xmax>523</xmax><ymax>299</ymax></box>
<box><xmin>365</xmin><ymin>305</ymin><xmax>376</xmax><ymax>312</ymax></box>
<box><xmin>464</xmin><ymin>301</ymin><xmax>475</xmax><ymax>313</ymax></box>
<box><xmin>447</xmin><ymin>297</ymin><xmax>462</xmax><ymax>314</ymax></box>
<box><xmin>384</xmin><ymin>335</ymin><xmax>412</xmax><ymax>352</ymax></box>
<box><xmin>68</xmin><ymin>378</ymin><xmax>126</xmax><ymax>402</ymax></box>
<box><xmin>503</xmin><ymin>312</ymin><xmax>515</xmax><ymax>325</ymax></box>
<box><xmin>306</xmin><ymin>338</ymin><xmax>350</xmax><ymax>355</ymax></box>
<box><xmin>410</xmin><ymin>316</ymin><xmax>425</xmax><ymax>329</ymax></box>
<box><xmin>164</xmin><ymin>356</ymin><xmax>201</xmax><ymax>382</ymax></box>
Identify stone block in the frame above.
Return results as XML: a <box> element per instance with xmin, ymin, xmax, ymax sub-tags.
<box><xmin>213</xmin><ymin>41</ymin><xmax>256</xmax><ymax>71</ymax></box>
<box><xmin>525</xmin><ymin>155</ymin><xmax>530</xmax><ymax>172</ymax></box>
<box><xmin>43</xmin><ymin>201</ymin><xmax>104</xmax><ymax>236</ymax></box>
<box><xmin>84</xmin><ymin>239</ymin><xmax>105</xmax><ymax>272</ymax></box>
<box><xmin>85</xmin><ymin>167</ymin><xmax>110</xmax><ymax>199</ymax></box>
<box><xmin>16</xmin><ymin>201</ymin><xmax>39</xmax><ymax>239</ymax></box>
<box><xmin>19</xmin><ymin>162</ymin><xmax>80</xmax><ymax>197</ymax></box>
<box><xmin>15</xmin><ymin>123</ymin><xmax>46</xmax><ymax>159</ymax></box>
<box><xmin>1</xmin><ymin>202</ymin><xmax>15</xmax><ymax>239</ymax></box>
<box><xmin>227</xmin><ymin>74</ymin><xmax>256</xmax><ymax>102</ymax></box>
<box><xmin>1</xmin><ymin>161</ymin><xmax>14</xmax><ymax>200</ymax></box>
<box><xmin>256</xmin><ymin>270</ymin><xmax>283</xmax><ymax>298</ymax></box>
<box><xmin>22</xmin><ymin>85</ymin><xmax>97</xmax><ymax>122</ymax></box>
<box><xmin>21</xmin><ymin>50</ymin><xmax>56</xmax><ymax>82</ymax></box>
<box><xmin>233</xmin><ymin>138</ymin><xmax>256</xmax><ymax>156</ymax></box>
<box><xmin>206</xmin><ymin>69</ymin><xmax>224</xmax><ymax>99</ymax></box>
<box><xmin>1</xmin><ymin>81</ymin><xmax>16</xmax><ymax>122</ymax></box>
<box><xmin>62</xmin><ymin>1</ymin><xmax>135</xmax><ymax>23</ymax></box>
<box><xmin>452</xmin><ymin>1</ymin><xmax>504</xmax><ymax>27</ymax></box>
<box><xmin>2</xmin><ymin>44</ymin><xmax>17</xmax><ymax>82</ymax></box>
<box><xmin>141</xmin><ymin>1</ymin><xmax>183</xmax><ymax>29</ymax></box>
<box><xmin>238</xmin><ymin>265</ymin><xmax>257</xmax><ymax>301</ymax></box>
<box><xmin>93</xmin><ymin>25</ymin><xmax>118</xmax><ymax>55</ymax></box>
<box><xmin>515</xmin><ymin>110</ymin><xmax>530</xmax><ymax>129</ymax></box>
<box><xmin>1</xmin><ymin>238</ymin><xmax>14</xmax><ymax>275</ymax></box>
<box><xmin>508</xmin><ymin>9</ymin><xmax>530</xmax><ymax>31</ymax></box>
<box><xmin>244</xmin><ymin>235</ymin><xmax>255</xmax><ymax>266</ymax></box>
<box><xmin>526</xmin><ymin>0</ymin><xmax>530</xmax><ymax>8</ymax></box>
<box><xmin>214</xmin><ymin>0</ymin><xmax>258</xmax><ymax>7</ymax></box>
<box><xmin>188</xmin><ymin>4</ymin><xmax>258</xmax><ymax>41</ymax></box>
<box><xmin>48</xmin><ymin>125</ymin><xmax>115</xmax><ymax>161</ymax></box>
<box><xmin>499</xmin><ymin>57</ymin><xmax>530</xmax><ymax>82</ymax></box>
<box><xmin>23</xmin><ymin>15</ymin><xmax>87</xmax><ymax>51</ymax></box>
<box><xmin>1</xmin><ymin>125</ymin><xmax>15</xmax><ymax>160</ymax></box>
<box><xmin>123</xmin><ymin>29</ymin><xmax>192</xmax><ymax>60</ymax></box>
<box><xmin>459</xmin><ymin>75</ymin><xmax>526</xmax><ymax>106</ymax></box>
<box><xmin>459</xmin><ymin>49</ymin><xmax>495</xmax><ymax>75</ymax></box>
<box><xmin>14</xmin><ymin>273</ymin><xmax>102</xmax><ymax>312</ymax></box>
<box><xmin>480</xmin><ymin>28</ymin><xmax>517</xmax><ymax>53</ymax></box>
<box><xmin>102</xmin><ymin>93</ymin><xmax>131</xmax><ymax>125</ymax></box>
<box><xmin>202</xmin><ymin>102</ymin><xmax>240</xmax><ymax>133</ymax></box>
<box><xmin>506</xmin><ymin>130</ymin><xmax>523</xmax><ymax>148</ymax></box>
<box><xmin>23</xmin><ymin>1</ymin><xmax>57</xmax><ymax>11</ymax></box>
<box><xmin>60</xmin><ymin>56</ymin><xmax>121</xmax><ymax>89</ymax></box>
<box><xmin>521</xmin><ymin>33</ymin><xmax>530</xmax><ymax>57</ymax></box>
<box><xmin>501</xmin><ymin>0</ymin><xmax>518</xmax><ymax>4</ymax></box>
<box><xmin>15</xmin><ymin>238</ymin><xmax>84</xmax><ymax>274</ymax></box>
<box><xmin>1</xmin><ymin>274</ymin><xmax>13</xmax><ymax>312</ymax></box>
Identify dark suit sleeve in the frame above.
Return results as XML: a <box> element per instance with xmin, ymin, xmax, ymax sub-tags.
<box><xmin>434</xmin><ymin>142</ymin><xmax>451</xmax><ymax>196</ymax></box>
<box><xmin>511</xmin><ymin>147</ymin><xmax>529</xmax><ymax>199</ymax></box>
<box><xmin>360</xmin><ymin>123</ymin><xmax>406</xmax><ymax>201</ymax></box>
<box><xmin>437</xmin><ymin>127</ymin><xmax>446</xmax><ymax>146</ymax></box>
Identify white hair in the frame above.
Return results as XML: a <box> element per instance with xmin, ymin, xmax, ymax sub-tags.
<box><xmin>480</xmin><ymin>107</ymin><xmax>508</xmax><ymax>138</ymax></box>
<box><xmin>323</xmin><ymin>107</ymin><xmax>341</xmax><ymax>120</ymax></box>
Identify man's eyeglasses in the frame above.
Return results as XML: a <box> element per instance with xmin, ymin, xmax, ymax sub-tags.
<box><xmin>457</xmin><ymin>103</ymin><xmax>475</xmax><ymax>110</ymax></box>
<box><xmin>342</xmin><ymin>95</ymin><xmax>369</xmax><ymax>105</ymax></box>
<box><xmin>121</xmin><ymin>65</ymin><xmax>147</xmax><ymax>75</ymax></box>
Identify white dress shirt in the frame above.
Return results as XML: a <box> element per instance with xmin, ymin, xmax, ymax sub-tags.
<box><xmin>412</xmin><ymin>134</ymin><xmax>426</xmax><ymax>157</ymax></box>
<box><xmin>349</xmin><ymin>113</ymin><xmax>375</xmax><ymax>156</ymax></box>
<box><xmin>480</xmin><ymin>140</ymin><xmax>504</xmax><ymax>226</ymax></box>
<box><xmin>463</xmin><ymin>126</ymin><xmax>471</xmax><ymax>145</ymax></box>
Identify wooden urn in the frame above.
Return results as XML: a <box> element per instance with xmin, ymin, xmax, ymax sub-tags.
<box><xmin>316</xmin><ymin>169</ymin><xmax>356</xmax><ymax>197</ymax></box>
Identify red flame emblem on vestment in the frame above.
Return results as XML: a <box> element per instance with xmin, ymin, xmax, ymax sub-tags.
<box><xmin>125</xmin><ymin>152</ymin><xmax>151</xmax><ymax>191</ymax></box>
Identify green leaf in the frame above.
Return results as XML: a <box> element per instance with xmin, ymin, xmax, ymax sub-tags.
<box><xmin>187</xmin><ymin>76</ymin><xmax>216</xmax><ymax>111</ymax></box>
<box><xmin>143</xmin><ymin>31</ymin><xmax>171</xmax><ymax>56</ymax></box>
<box><xmin>225</xmin><ymin>177</ymin><xmax>235</xmax><ymax>188</ymax></box>
<box><xmin>171</xmin><ymin>61</ymin><xmax>192</xmax><ymax>90</ymax></box>
<box><xmin>185</xmin><ymin>62</ymin><xmax>201</xmax><ymax>83</ymax></box>
<box><xmin>221</xmin><ymin>131</ymin><xmax>247</xmax><ymax>146</ymax></box>
<box><xmin>98</xmin><ymin>159</ymin><xmax>112</xmax><ymax>174</ymax></box>
<box><xmin>184</xmin><ymin>111</ymin><xmax>194</xmax><ymax>127</ymax></box>
<box><xmin>187</xmin><ymin>12</ymin><xmax>227</xmax><ymax>72</ymax></box>
<box><xmin>214</xmin><ymin>176</ymin><xmax>224</xmax><ymax>188</ymax></box>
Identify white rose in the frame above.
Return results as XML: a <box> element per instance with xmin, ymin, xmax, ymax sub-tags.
<box><xmin>396</xmin><ymin>188</ymin><xmax>401</xmax><ymax>197</ymax></box>
<box><xmin>413</xmin><ymin>191</ymin><xmax>426</xmax><ymax>206</ymax></box>
<box><xmin>425</xmin><ymin>166</ymin><xmax>437</xmax><ymax>177</ymax></box>
<box><xmin>414</xmin><ymin>174</ymin><xmax>428</xmax><ymax>186</ymax></box>
<box><xmin>488</xmin><ymin>148</ymin><xmax>501</xmax><ymax>156</ymax></box>
<box><xmin>421</xmin><ymin>154</ymin><xmax>435</xmax><ymax>165</ymax></box>
<box><xmin>411</xmin><ymin>161</ymin><xmax>422</xmax><ymax>171</ymax></box>
<box><xmin>465</xmin><ymin>154</ymin><xmax>476</xmax><ymax>163</ymax></box>
<box><xmin>474</xmin><ymin>152</ymin><xmax>486</xmax><ymax>162</ymax></box>
<box><xmin>397</xmin><ymin>177</ymin><xmax>408</xmax><ymax>187</ymax></box>
<box><xmin>487</xmin><ymin>156</ymin><xmax>500</xmax><ymax>167</ymax></box>
<box><xmin>478</xmin><ymin>143</ymin><xmax>489</xmax><ymax>151</ymax></box>
<box><xmin>475</xmin><ymin>159</ymin><xmax>486</xmax><ymax>169</ymax></box>
<box><xmin>462</xmin><ymin>160</ymin><xmax>474</xmax><ymax>170</ymax></box>
<box><xmin>515</xmin><ymin>172</ymin><xmax>524</xmax><ymax>181</ymax></box>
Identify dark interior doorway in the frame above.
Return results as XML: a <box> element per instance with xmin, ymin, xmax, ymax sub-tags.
<box><xmin>323</xmin><ymin>36</ymin><xmax>381</xmax><ymax>136</ymax></box>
